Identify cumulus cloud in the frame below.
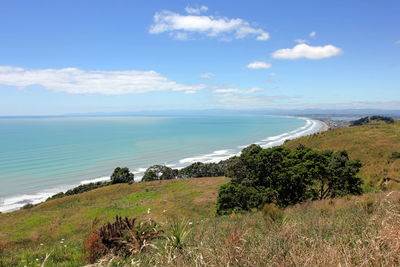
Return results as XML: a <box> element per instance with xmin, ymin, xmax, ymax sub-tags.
<box><xmin>199</xmin><ymin>72</ymin><xmax>214</xmax><ymax>78</ymax></box>
<box><xmin>185</xmin><ymin>5</ymin><xmax>208</xmax><ymax>14</ymax></box>
<box><xmin>271</xmin><ymin>44</ymin><xmax>343</xmax><ymax>60</ymax></box>
<box><xmin>309</xmin><ymin>31</ymin><xmax>317</xmax><ymax>38</ymax></box>
<box><xmin>0</xmin><ymin>66</ymin><xmax>207</xmax><ymax>95</ymax></box>
<box><xmin>149</xmin><ymin>9</ymin><xmax>269</xmax><ymax>41</ymax></box>
<box><xmin>246</xmin><ymin>61</ymin><xmax>272</xmax><ymax>69</ymax></box>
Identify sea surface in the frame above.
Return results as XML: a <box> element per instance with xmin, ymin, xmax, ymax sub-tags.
<box><xmin>0</xmin><ymin>115</ymin><xmax>322</xmax><ymax>212</ymax></box>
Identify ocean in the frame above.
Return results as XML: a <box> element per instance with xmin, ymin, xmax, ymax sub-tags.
<box><xmin>0</xmin><ymin>115</ymin><xmax>323</xmax><ymax>212</ymax></box>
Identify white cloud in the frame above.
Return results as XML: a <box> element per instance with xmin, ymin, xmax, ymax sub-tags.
<box><xmin>0</xmin><ymin>66</ymin><xmax>207</xmax><ymax>95</ymax></box>
<box><xmin>246</xmin><ymin>61</ymin><xmax>272</xmax><ymax>69</ymax></box>
<box><xmin>185</xmin><ymin>5</ymin><xmax>208</xmax><ymax>15</ymax></box>
<box><xmin>309</xmin><ymin>31</ymin><xmax>317</xmax><ymax>38</ymax></box>
<box><xmin>395</xmin><ymin>40</ymin><xmax>400</xmax><ymax>45</ymax></box>
<box><xmin>213</xmin><ymin>87</ymin><xmax>265</xmax><ymax>94</ymax></box>
<box><xmin>271</xmin><ymin>44</ymin><xmax>343</xmax><ymax>60</ymax></box>
<box><xmin>149</xmin><ymin>10</ymin><xmax>269</xmax><ymax>41</ymax></box>
<box><xmin>294</xmin><ymin>39</ymin><xmax>308</xmax><ymax>44</ymax></box>
<box><xmin>199</xmin><ymin>72</ymin><xmax>214</xmax><ymax>78</ymax></box>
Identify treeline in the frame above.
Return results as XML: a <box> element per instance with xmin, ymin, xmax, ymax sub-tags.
<box><xmin>46</xmin><ymin>162</ymin><xmax>226</xmax><ymax>201</ymax></box>
<box><xmin>351</xmin><ymin>115</ymin><xmax>395</xmax><ymax>126</ymax></box>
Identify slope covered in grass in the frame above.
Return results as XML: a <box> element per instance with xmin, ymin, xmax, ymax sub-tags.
<box><xmin>285</xmin><ymin>121</ymin><xmax>400</xmax><ymax>189</ymax></box>
<box><xmin>0</xmin><ymin>177</ymin><xmax>229</xmax><ymax>266</ymax></box>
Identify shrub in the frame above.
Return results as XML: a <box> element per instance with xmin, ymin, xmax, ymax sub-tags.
<box><xmin>85</xmin><ymin>216</ymin><xmax>163</xmax><ymax>263</ymax></box>
<box><xmin>142</xmin><ymin>165</ymin><xmax>178</xmax><ymax>182</ymax></box>
<box><xmin>111</xmin><ymin>167</ymin><xmax>134</xmax><ymax>184</ymax></box>
<box><xmin>391</xmin><ymin>152</ymin><xmax>400</xmax><ymax>159</ymax></box>
<box><xmin>47</xmin><ymin>181</ymin><xmax>110</xmax><ymax>201</ymax></box>
<box><xmin>178</xmin><ymin>162</ymin><xmax>224</xmax><ymax>178</ymax></box>
<box><xmin>216</xmin><ymin>183</ymin><xmax>276</xmax><ymax>215</ymax></box>
<box><xmin>166</xmin><ymin>220</ymin><xmax>191</xmax><ymax>250</ymax></box>
<box><xmin>217</xmin><ymin>145</ymin><xmax>363</xmax><ymax>215</ymax></box>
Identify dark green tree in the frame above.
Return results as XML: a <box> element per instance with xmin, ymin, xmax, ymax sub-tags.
<box><xmin>111</xmin><ymin>167</ymin><xmax>134</xmax><ymax>184</ymax></box>
<box><xmin>142</xmin><ymin>165</ymin><xmax>177</xmax><ymax>182</ymax></box>
<box><xmin>217</xmin><ymin>144</ymin><xmax>363</xmax><ymax>214</ymax></box>
<box><xmin>178</xmin><ymin>162</ymin><xmax>224</xmax><ymax>178</ymax></box>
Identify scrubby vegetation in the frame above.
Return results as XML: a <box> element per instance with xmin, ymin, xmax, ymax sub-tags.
<box><xmin>351</xmin><ymin>115</ymin><xmax>394</xmax><ymax>126</ymax></box>
<box><xmin>47</xmin><ymin>181</ymin><xmax>111</xmax><ymax>201</ymax></box>
<box><xmin>85</xmin><ymin>216</ymin><xmax>163</xmax><ymax>263</ymax></box>
<box><xmin>216</xmin><ymin>144</ymin><xmax>362</xmax><ymax>215</ymax></box>
<box><xmin>178</xmin><ymin>162</ymin><xmax>225</xmax><ymax>178</ymax></box>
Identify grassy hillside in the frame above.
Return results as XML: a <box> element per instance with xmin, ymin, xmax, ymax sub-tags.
<box><xmin>0</xmin><ymin>177</ymin><xmax>229</xmax><ymax>266</ymax></box>
<box><xmin>1</xmin><ymin>123</ymin><xmax>400</xmax><ymax>266</ymax></box>
<box><xmin>285</xmin><ymin>121</ymin><xmax>400</xmax><ymax>190</ymax></box>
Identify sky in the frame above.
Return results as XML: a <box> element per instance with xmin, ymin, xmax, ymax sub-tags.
<box><xmin>0</xmin><ymin>0</ymin><xmax>399</xmax><ymax>116</ymax></box>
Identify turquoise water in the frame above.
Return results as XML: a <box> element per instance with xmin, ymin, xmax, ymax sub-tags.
<box><xmin>0</xmin><ymin>115</ymin><xmax>321</xmax><ymax>212</ymax></box>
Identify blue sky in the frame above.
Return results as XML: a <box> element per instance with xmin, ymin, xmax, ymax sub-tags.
<box><xmin>0</xmin><ymin>0</ymin><xmax>399</xmax><ymax>116</ymax></box>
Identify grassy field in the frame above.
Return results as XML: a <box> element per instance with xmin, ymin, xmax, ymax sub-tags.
<box><xmin>0</xmin><ymin>177</ymin><xmax>229</xmax><ymax>266</ymax></box>
<box><xmin>285</xmin><ymin>121</ymin><xmax>400</xmax><ymax>190</ymax></box>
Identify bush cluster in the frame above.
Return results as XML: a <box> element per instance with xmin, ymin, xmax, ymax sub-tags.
<box><xmin>351</xmin><ymin>115</ymin><xmax>395</xmax><ymax>126</ymax></box>
<box><xmin>216</xmin><ymin>144</ymin><xmax>363</xmax><ymax>215</ymax></box>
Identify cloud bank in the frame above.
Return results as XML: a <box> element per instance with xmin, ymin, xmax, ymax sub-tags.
<box><xmin>271</xmin><ymin>44</ymin><xmax>342</xmax><ymax>60</ymax></box>
<box><xmin>0</xmin><ymin>66</ymin><xmax>206</xmax><ymax>95</ymax></box>
<box><xmin>246</xmin><ymin>61</ymin><xmax>272</xmax><ymax>69</ymax></box>
<box><xmin>149</xmin><ymin>8</ymin><xmax>269</xmax><ymax>41</ymax></box>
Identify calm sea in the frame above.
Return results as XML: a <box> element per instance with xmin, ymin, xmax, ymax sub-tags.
<box><xmin>0</xmin><ymin>115</ymin><xmax>322</xmax><ymax>212</ymax></box>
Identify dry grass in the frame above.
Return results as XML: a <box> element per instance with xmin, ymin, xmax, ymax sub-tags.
<box><xmin>109</xmin><ymin>191</ymin><xmax>400</xmax><ymax>267</ymax></box>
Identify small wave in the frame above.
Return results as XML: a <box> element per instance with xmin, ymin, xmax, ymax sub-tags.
<box><xmin>80</xmin><ymin>176</ymin><xmax>110</xmax><ymax>185</ymax></box>
<box><xmin>179</xmin><ymin>149</ymin><xmax>236</xmax><ymax>165</ymax></box>
<box><xmin>0</xmin><ymin>184</ymin><xmax>72</xmax><ymax>213</ymax></box>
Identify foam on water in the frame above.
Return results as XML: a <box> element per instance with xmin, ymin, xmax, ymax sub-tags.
<box><xmin>0</xmin><ymin>117</ymin><xmax>323</xmax><ymax>213</ymax></box>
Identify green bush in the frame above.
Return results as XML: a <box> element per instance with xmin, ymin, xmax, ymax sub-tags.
<box><xmin>217</xmin><ymin>145</ymin><xmax>363</xmax><ymax>215</ymax></box>
<box><xmin>391</xmin><ymin>152</ymin><xmax>400</xmax><ymax>159</ymax></box>
<box><xmin>178</xmin><ymin>162</ymin><xmax>224</xmax><ymax>178</ymax></box>
<box><xmin>111</xmin><ymin>167</ymin><xmax>134</xmax><ymax>184</ymax></box>
<box><xmin>142</xmin><ymin>165</ymin><xmax>178</xmax><ymax>182</ymax></box>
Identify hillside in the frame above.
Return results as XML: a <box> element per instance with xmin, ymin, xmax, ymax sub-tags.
<box><xmin>1</xmin><ymin>123</ymin><xmax>400</xmax><ymax>266</ymax></box>
<box><xmin>285</xmin><ymin>121</ymin><xmax>400</xmax><ymax>190</ymax></box>
<box><xmin>0</xmin><ymin>178</ymin><xmax>229</xmax><ymax>266</ymax></box>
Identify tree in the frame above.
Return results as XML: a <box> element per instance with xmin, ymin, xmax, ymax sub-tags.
<box><xmin>178</xmin><ymin>162</ymin><xmax>224</xmax><ymax>178</ymax></box>
<box><xmin>217</xmin><ymin>144</ymin><xmax>363</xmax><ymax>214</ymax></box>
<box><xmin>216</xmin><ymin>183</ymin><xmax>276</xmax><ymax>215</ymax></box>
<box><xmin>142</xmin><ymin>165</ymin><xmax>177</xmax><ymax>182</ymax></box>
<box><xmin>111</xmin><ymin>167</ymin><xmax>134</xmax><ymax>184</ymax></box>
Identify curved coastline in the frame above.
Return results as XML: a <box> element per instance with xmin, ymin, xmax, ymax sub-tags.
<box><xmin>0</xmin><ymin>116</ymin><xmax>324</xmax><ymax>213</ymax></box>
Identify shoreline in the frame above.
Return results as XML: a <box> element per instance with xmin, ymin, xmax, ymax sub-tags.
<box><xmin>0</xmin><ymin>116</ymin><xmax>323</xmax><ymax>213</ymax></box>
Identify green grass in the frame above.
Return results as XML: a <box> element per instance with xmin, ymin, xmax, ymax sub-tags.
<box><xmin>284</xmin><ymin>121</ymin><xmax>400</xmax><ymax>189</ymax></box>
<box><xmin>0</xmin><ymin>177</ymin><xmax>229</xmax><ymax>266</ymax></box>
